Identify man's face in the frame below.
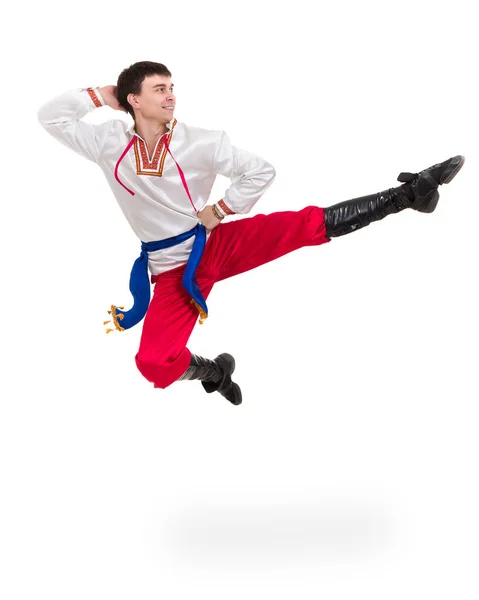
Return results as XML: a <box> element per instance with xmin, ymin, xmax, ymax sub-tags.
<box><xmin>129</xmin><ymin>74</ymin><xmax>176</xmax><ymax>122</ymax></box>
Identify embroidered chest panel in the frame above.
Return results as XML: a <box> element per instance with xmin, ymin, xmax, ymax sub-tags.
<box><xmin>134</xmin><ymin>119</ymin><xmax>178</xmax><ymax>177</ymax></box>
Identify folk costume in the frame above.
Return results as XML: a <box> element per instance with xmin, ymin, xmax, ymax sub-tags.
<box><xmin>38</xmin><ymin>87</ymin><xmax>465</xmax><ymax>405</ymax></box>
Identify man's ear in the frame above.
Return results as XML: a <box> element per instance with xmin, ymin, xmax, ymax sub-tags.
<box><xmin>127</xmin><ymin>93</ymin><xmax>139</xmax><ymax>110</ymax></box>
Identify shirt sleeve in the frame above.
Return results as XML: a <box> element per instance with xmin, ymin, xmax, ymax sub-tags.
<box><xmin>37</xmin><ymin>87</ymin><xmax>113</xmax><ymax>163</ymax></box>
<box><xmin>212</xmin><ymin>130</ymin><xmax>276</xmax><ymax>215</ymax></box>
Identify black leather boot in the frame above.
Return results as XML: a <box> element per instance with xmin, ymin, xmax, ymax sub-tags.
<box><xmin>324</xmin><ymin>155</ymin><xmax>465</xmax><ymax>238</ymax></box>
<box><xmin>178</xmin><ymin>353</ymin><xmax>242</xmax><ymax>405</ymax></box>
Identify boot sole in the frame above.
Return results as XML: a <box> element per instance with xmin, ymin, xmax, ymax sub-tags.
<box><xmin>419</xmin><ymin>155</ymin><xmax>465</xmax><ymax>213</ymax></box>
<box><xmin>441</xmin><ymin>155</ymin><xmax>465</xmax><ymax>184</ymax></box>
<box><xmin>228</xmin><ymin>383</ymin><xmax>242</xmax><ymax>405</ymax></box>
<box><xmin>216</xmin><ymin>354</ymin><xmax>242</xmax><ymax>405</ymax></box>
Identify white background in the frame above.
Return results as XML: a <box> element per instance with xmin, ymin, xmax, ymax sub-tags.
<box><xmin>1</xmin><ymin>0</ymin><xmax>478</xmax><ymax>598</ymax></box>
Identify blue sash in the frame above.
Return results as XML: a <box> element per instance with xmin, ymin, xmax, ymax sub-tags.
<box><xmin>106</xmin><ymin>224</ymin><xmax>207</xmax><ymax>332</ymax></box>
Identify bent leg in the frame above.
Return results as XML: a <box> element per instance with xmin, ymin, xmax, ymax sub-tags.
<box><xmin>135</xmin><ymin>265</ymin><xmax>215</xmax><ymax>389</ymax></box>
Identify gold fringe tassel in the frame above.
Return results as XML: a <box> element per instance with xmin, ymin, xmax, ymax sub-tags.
<box><xmin>190</xmin><ymin>299</ymin><xmax>208</xmax><ymax>325</ymax></box>
<box><xmin>105</xmin><ymin>305</ymin><xmax>125</xmax><ymax>333</ymax></box>
<box><xmin>104</xmin><ymin>300</ymin><xmax>207</xmax><ymax>332</ymax></box>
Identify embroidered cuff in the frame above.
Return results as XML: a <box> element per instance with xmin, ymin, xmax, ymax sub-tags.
<box><xmin>217</xmin><ymin>199</ymin><xmax>236</xmax><ymax>216</ymax></box>
<box><xmin>85</xmin><ymin>87</ymin><xmax>105</xmax><ymax>108</ymax></box>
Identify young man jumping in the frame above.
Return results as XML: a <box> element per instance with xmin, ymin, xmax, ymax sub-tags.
<box><xmin>38</xmin><ymin>61</ymin><xmax>465</xmax><ymax>406</ymax></box>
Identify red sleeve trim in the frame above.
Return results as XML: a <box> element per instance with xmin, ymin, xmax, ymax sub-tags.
<box><xmin>218</xmin><ymin>199</ymin><xmax>236</xmax><ymax>215</ymax></box>
<box><xmin>86</xmin><ymin>87</ymin><xmax>103</xmax><ymax>108</ymax></box>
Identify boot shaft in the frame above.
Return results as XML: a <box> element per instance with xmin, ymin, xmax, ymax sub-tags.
<box><xmin>178</xmin><ymin>354</ymin><xmax>223</xmax><ymax>383</ymax></box>
<box><xmin>324</xmin><ymin>184</ymin><xmax>412</xmax><ymax>238</ymax></box>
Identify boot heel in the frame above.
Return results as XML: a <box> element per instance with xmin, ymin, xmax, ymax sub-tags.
<box><xmin>422</xmin><ymin>189</ymin><xmax>440</xmax><ymax>213</ymax></box>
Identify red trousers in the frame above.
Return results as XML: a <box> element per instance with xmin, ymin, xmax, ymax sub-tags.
<box><xmin>135</xmin><ymin>206</ymin><xmax>330</xmax><ymax>388</ymax></box>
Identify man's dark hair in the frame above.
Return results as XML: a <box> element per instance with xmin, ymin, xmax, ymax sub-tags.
<box><xmin>117</xmin><ymin>61</ymin><xmax>172</xmax><ymax>117</ymax></box>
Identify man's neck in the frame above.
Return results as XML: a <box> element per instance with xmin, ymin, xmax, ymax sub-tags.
<box><xmin>134</xmin><ymin>115</ymin><xmax>170</xmax><ymax>145</ymax></box>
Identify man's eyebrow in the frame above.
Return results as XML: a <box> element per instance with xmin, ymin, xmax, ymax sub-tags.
<box><xmin>152</xmin><ymin>83</ymin><xmax>174</xmax><ymax>89</ymax></box>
